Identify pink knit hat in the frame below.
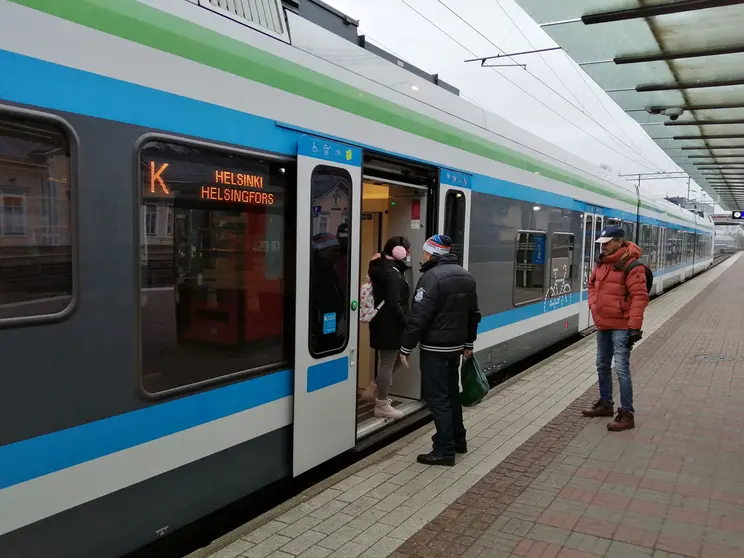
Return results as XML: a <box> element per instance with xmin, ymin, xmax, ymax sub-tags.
<box><xmin>391</xmin><ymin>245</ymin><xmax>407</xmax><ymax>260</ymax></box>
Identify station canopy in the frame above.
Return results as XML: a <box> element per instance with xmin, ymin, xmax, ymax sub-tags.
<box><xmin>515</xmin><ymin>0</ymin><xmax>744</xmax><ymax>211</ymax></box>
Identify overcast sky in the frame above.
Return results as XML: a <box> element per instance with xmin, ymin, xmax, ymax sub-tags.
<box><xmin>323</xmin><ymin>0</ymin><xmax>719</xmax><ymax>209</ymax></box>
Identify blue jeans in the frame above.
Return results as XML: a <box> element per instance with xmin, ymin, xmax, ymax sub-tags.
<box><xmin>596</xmin><ymin>329</ymin><xmax>634</xmax><ymax>413</ymax></box>
<box><xmin>421</xmin><ymin>350</ymin><xmax>465</xmax><ymax>457</ymax></box>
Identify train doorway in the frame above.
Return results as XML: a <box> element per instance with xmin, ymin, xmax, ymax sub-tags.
<box><xmin>356</xmin><ymin>153</ymin><xmax>437</xmax><ymax>440</ymax></box>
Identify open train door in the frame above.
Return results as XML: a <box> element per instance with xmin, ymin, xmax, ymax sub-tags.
<box><xmin>293</xmin><ymin>135</ymin><xmax>362</xmax><ymax>476</ymax></box>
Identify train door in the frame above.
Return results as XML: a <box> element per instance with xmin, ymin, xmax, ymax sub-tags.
<box><xmin>293</xmin><ymin>135</ymin><xmax>362</xmax><ymax>476</ymax></box>
<box><xmin>354</xmin><ymin>153</ymin><xmax>438</xmax><ymax>439</ymax></box>
<box><xmin>579</xmin><ymin>211</ymin><xmax>603</xmax><ymax>330</ymax></box>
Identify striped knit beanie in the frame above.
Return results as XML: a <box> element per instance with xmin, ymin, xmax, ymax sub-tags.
<box><xmin>423</xmin><ymin>234</ymin><xmax>452</xmax><ymax>256</ymax></box>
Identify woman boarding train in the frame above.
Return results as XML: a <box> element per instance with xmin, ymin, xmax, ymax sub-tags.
<box><xmin>362</xmin><ymin>236</ymin><xmax>412</xmax><ymax>419</ymax></box>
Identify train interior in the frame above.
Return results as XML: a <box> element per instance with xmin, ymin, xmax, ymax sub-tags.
<box><xmin>356</xmin><ymin>154</ymin><xmax>436</xmax><ymax>439</ymax></box>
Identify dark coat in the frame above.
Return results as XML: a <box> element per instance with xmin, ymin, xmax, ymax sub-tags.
<box><xmin>368</xmin><ymin>257</ymin><xmax>410</xmax><ymax>350</ymax></box>
<box><xmin>400</xmin><ymin>254</ymin><xmax>481</xmax><ymax>355</ymax></box>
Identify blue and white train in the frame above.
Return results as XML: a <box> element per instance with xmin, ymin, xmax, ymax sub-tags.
<box><xmin>0</xmin><ymin>0</ymin><xmax>714</xmax><ymax>556</ymax></box>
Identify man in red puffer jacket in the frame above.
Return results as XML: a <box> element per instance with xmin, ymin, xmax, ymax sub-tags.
<box><xmin>582</xmin><ymin>225</ymin><xmax>649</xmax><ymax>431</ymax></box>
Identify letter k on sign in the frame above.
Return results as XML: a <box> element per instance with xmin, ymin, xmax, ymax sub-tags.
<box><xmin>150</xmin><ymin>161</ymin><xmax>170</xmax><ymax>194</ymax></box>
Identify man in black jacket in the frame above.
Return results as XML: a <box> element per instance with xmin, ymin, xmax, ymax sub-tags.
<box><xmin>400</xmin><ymin>234</ymin><xmax>480</xmax><ymax>466</ymax></box>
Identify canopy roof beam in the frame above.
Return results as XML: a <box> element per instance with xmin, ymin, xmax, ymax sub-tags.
<box><xmin>674</xmin><ymin>134</ymin><xmax>744</xmax><ymax>140</ymax></box>
<box><xmin>633</xmin><ymin>102</ymin><xmax>744</xmax><ymax>113</ymax></box>
<box><xmin>665</xmin><ymin>119</ymin><xmax>744</xmax><ymax>126</ymax></box>
<box><xmin>582</xmin><ymin>0</ymin><xmax>744</xmax><ymax>25</ymax></box>
<box><xmin>681</xmin><ymin>145</ymin><xmax>744</xmax><ymax>150</ymax></box>
<box><xmin>615</xmin><ymin>44</ymin><xmax>744</xmax><ymax>65</ymax></box>
<box><xmin>688</xmin><ymin>155</ymin><xmax>744</xmax><ymax>158</ymax></box>
<box><xmin>637</xmin><ymin>77</ymin><xmax>744</xmax><ymax>92</ymax></box>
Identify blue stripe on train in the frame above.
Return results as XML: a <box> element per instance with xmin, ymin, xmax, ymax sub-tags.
<box><xmin>0</xmin><ymin>370</ymin><xmax>293</xmax><ymax>491</ymax></box>
<box><xmin>0</xmin><ymin>48</ymin><xmax>712</xmax><ymax>234</ymax></box>
<box><xmin>478</xmin><ymin>292</ymin><xmax>581</xmax><ymax>333</ymax></box>
<box><xmin>1</xmin><ymin>49</ymin><xmax>299</xmax><ymax>156</ymax></box>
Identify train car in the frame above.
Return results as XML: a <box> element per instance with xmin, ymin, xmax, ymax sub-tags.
<box><xmin>0</xmin><ymin>1</ymin><xmax>715</xmax><ymax>556</ymax></box>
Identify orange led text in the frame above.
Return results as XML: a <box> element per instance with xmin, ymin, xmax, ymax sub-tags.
<box><xmin>215</xmin><ymin>170</ymin><xmax>264</xmax><ymax>188</ymax></box>
<box><xmin>201</xmin><ymin>187</ymin><xmax>274</xmax><ymax>205</ymax></box>
<box><xmin>150</xmin><ymin>161</ymin><xmax>170</xmax><ymax>194</ymax></box>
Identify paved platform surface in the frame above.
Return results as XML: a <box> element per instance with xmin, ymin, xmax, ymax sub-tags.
<box><xmin>199</xmin><ymin>254</ymin><xmax>743</xmax><ymax>558</ymax></box>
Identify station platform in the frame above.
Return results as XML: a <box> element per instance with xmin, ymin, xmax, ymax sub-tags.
<box><xmin>197</xmin><ymin>253</ymin><xmax>744</xmax><ymax>558</ymax></box>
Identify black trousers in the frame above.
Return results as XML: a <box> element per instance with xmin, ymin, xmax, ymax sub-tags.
<box><xmin>421</xmin><ymin>350</ymin><xmax>466</xmax><ymax>457</ymax></box>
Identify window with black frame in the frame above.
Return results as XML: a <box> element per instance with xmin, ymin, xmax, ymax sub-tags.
<box><xmin>548</xmin><ymin>233</ymin><xmax>574</xmax><ymax>299</ymax></box>
<box><xmin>138</xmin><ymin>140</ymin><xmax>293</xmax><ymax>394</ymax></box>
<box><xmin>308</xmin><ymin>165</ymin><xmax>352</xmax><ymax>358</ymax></box>
<box><xmin>514</xmin><ymin>230</ymin><xmax>546</xmax><ymax>305</ymax></box>
<box><xmin>444</xmin><ymin>190</ymin><xmax>466</xmax><ymax>265</ymax></box>
<box><xmin>0</xmin><ymin>116</ymin><xmax>73</xmax><ymax>322</ymax></box>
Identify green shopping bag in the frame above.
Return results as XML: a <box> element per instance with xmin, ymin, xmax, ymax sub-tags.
<box><xmin>459</xmin><ymin>355</ymin><xmax>489</xmax><ymax>407</ymax></box>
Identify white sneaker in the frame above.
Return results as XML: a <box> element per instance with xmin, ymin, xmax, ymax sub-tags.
<box><xmin>374</xmin><ymin>398</ymin><xmax>403</xmax><ymax>419</ymax></box>
<box><xmin>361</xmin><ymin>381</ymin><xmax>377</xmax><ymax>401</ymax></box>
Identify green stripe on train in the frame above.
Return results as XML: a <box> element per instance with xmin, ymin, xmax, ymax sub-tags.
<box><xmin>10</xmin><ymin>0</ymin><xmax>699</xmax><ymax>225</ymax></box>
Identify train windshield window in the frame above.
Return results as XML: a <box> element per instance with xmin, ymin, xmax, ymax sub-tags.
<box><xmin>0</xmin><ymin>116</ymin><xmax>73</xmax><ymax>322</ymax></box>
<box><xmin>514</xmin><ymin>231</ymin><xmax>546</xmax><ymax>306</ymax></box>
<box><xmin>548</xmin><ymin>233</ymin><xmax>574</xmax><ymax>298</ymax></box>
<box><xmin>139</xmin><ymin>140</ymin><xmax>294</xmax><ymax>394</ymax></box>
<box><xmin>444</xmin><ymin>190</ymin><xmax>466</xmax><ymax>265</ymax></box>
<box><xmin>308</xmin><ymin>165</ymin><xmax>351</xmax><ymax>358</ymax></box>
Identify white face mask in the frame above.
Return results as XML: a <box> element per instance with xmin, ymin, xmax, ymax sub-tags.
<box><xmin>403</xmin><ymin>254</ymin><xmax>412</xmax><ymax>267</ymax></box>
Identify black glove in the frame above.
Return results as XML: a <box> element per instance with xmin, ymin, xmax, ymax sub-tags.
<box><xmin>628</xmin><ymin>329</ymin><xmax>643</xmax><ymax>349</ymax></box>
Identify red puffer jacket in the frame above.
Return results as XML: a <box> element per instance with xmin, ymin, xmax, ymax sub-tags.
<box><xmin>588</xmin><ymin>241</ymin><xmax>649</xmax><ymax>331</ymax></box>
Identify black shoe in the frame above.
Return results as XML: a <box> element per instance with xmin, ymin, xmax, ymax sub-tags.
<box><xmin>455</xmin><ymin>441</ymin><xmax>467</xmax><ymax>454</ymax></box>
<box><xmin>417</xmin><ymin>452</ymin><xmax>455</xmax><ymax>466</ymax></box>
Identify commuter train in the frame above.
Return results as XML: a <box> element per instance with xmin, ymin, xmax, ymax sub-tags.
<box><xmin>0</xmin><ymin>1</ymin><xmax>715</xmax><ymax>556</ymax></box>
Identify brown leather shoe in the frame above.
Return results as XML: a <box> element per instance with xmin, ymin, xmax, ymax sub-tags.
<box><xmin>607</xmin><ymin>408</ymin><xmax>635</xmax><ymax>431</ymax></box>
<box><xmin>582</xmin><ymin>399</ymin><xmax>614</xmax><ymax>418</ymax></box>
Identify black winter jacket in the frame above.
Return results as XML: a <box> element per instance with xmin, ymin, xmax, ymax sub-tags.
<box><xmin>368</xmin><ymin>257</ymin><xmax>410</xmax><ymax>350</ymax></box>
<box><xmin>400</xmin><ymin>254</ymin><xmax>480</xmax><ymax>355</ymax></box>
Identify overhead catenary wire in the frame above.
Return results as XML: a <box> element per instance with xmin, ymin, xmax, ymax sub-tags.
<box><xmin>392</xmin><ymin>1</ymin><xmax>662</xmax><ymax>179</ymax></box>
<box><xmin>434</xmin><ymin>0</ymin><xmax>662</xmax><ymax>173</ymax></box>
<box><xmin>490</xmin><ymin>0</ymin><xmax>655</xmax><ymax>169</ymax></box>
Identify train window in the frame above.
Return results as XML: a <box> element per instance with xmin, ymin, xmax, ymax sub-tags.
<box><xmin>582</xmin><ymin>214</ymin><xmax>593</xmax><ymax>290</ymax></box>
<box><xmin>444</xmin><ymin>190</ymin><xmax>466</xmax><ymax>265</ymax></box>
<box><xmin>548</xmin><ymin>233</ymin><xmax>574</xmax><ymax>298</ymax></box>
<box><xmin>514</xmin><ymin>230</ymin><xmax>546</xmax><ymax>306</ymax></box>
<box><xmin>308</xmin><ymin>165</ymin><xmax>351</xmax><ymax>358</ymax></box>
<box><xmin>138</xmin><ymin>140</ymin><xmax>294</xmax><ymax>394</ymax></box>
<box><xmin>0</xmin><ymin>115</ymin><xmax>73</xmax><ymax>323</ymax></box>
<box><xmin>623</xmin><ymin>220</ymin><xmax>635</xmax><ymax>243</ymax></box>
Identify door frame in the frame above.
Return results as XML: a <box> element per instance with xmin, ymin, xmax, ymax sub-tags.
<box><xmin>292</xmin><ymin>134</ymin><xmax>362</xmax><ymax>477</ymax></box>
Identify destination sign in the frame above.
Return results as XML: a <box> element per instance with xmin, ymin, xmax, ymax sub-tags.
<box><xmin>145</xmin><ymin>159</ymin><xmax>275</xmax><ymax>206</ymax></box>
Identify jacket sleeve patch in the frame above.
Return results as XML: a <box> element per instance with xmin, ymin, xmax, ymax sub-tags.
<box><xmin>414</xmin><ymin>287</ymin><xmax>426</xmax><ymax>303</ymax></box>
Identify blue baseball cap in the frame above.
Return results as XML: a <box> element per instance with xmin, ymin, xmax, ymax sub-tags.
<box><xmin>596</xmin><ymin>225</ymin><xmax>625</xmax><ymax>244</ymax></box>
